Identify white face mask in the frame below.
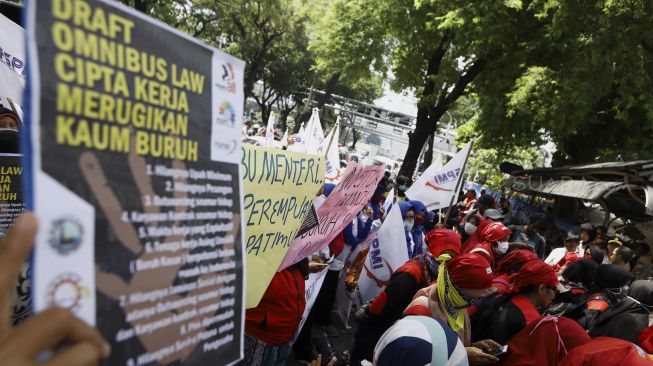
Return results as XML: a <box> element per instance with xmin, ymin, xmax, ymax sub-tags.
<box><xmin>464</xmin><ymin>223</ymin><xmax>478</xmax><ymax>235</ymax></box>
<box><xmin>358</xmin><ymin>211</ymin><xmax>370</xmax><ymax>221</ymax></box>
<box><xmin>497</xmin><ymin>241</ymin><xmax>509</xmax><ymax>254</ymax></box>
<box><xmin>404</xmin><ymin>218</ymin><xmax>414</xmax><ymax>231</ymax></box>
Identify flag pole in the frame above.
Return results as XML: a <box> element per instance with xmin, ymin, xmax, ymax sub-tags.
<box><xmin>324</xmin><ymin>116</ymin><xmax>339</xmax><ymax>158</ymax></box>
<box><xmin>443</xmin><ymin>139</ymin><xmax>474</xmax><ymax>225</ymax></box>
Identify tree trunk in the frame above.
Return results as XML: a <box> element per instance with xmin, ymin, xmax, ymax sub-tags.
<box><xmin>260</xmin><ymin>104</ymin><xmax>272</xmax><ymax>129</ymax></box>
<box><xmin>398</xmin><ymin>111</ymin><xmax>434</xmax><ymax>177</ymax></box>
<box><xmin>278</xmin><ymin>109</ymin><xmax>290</xmax><ymax>132</ymax></box>
<box><xmin>421</xmin><ymin>134</ymin><xmax>434</xmax><ymax>172</ymax></box>
<box><xmin>397</xmin><ymin>33</ymin><xmax>451</xmax><ymax>177</ymax></box>
<box><xmin>351</xmin><ymin>129</ymin><xmax>359</xmax><ymax>149</ymax></box>
<box><xmin>398</xmin><ymin>57</ymin><xmax>485</xmax><ymax>178</ymax></box>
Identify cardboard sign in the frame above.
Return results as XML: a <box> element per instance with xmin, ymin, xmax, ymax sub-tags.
<box><xmin>279</xmin><ymin>162</ymin><xmax>385</xmax><ymax>269</ymax></box>
<box><xmin>241</xmin><ymin>145</ymin><xmax>323</xmax><ymax>308</ymax></box>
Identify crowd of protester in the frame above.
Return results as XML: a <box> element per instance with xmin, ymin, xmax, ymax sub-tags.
<box><xmin>240</xmin><ymin>172</ymin><xmax>653</xmax><ymax>366</ymax></box>
<box><xmin>3</xmin><ymin>108</ymin><xmax>653</xmax><ymax>365</ymax></box>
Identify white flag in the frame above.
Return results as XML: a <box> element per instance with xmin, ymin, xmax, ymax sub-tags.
<box><xmin>264</xmin><ymin>112</ymin><xmax>276</xmax><ymax>148</ymax></box>
<box><xmin>357</xmin><ymin>203</ymin><xmax>410</xmax><ymax>303</ymax></box>
<box><xmin>406</xmin><ymin>141</ymin><xmax>472</xmax><ymax>211</ymax></box>
<box><xmin>304</xmin><ymin>108</ymin><xmax>325</xmax><ymax>155</ymax></box>
<box><xmin>324</xmin><ymin>122</ymin><xmax>342</xmax><ymax>183</ymax></box>
<box><xmin>0</xmin><ymin>14</ymin><xmax>25</xmax><ymax>108</ymax></box>
<box><xmin>281</xmin><ymin>130</ymin><xmax>289</xmax><ymax>147</ymax></box>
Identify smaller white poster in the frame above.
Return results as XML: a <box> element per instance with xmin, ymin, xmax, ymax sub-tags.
<box><xmin>356</xmin><ymin>204</ymin><xmax>409</xmax><ymax>304</ymax></box>
<box><xmin>294</xmin><ymin>267</ymin><xmax>328</xmax><ymax>342</ymax></box>
<box><xmin>323</xmin><ymin>122</ymin><xmax>342</xmax><ymax>183</ymax></box>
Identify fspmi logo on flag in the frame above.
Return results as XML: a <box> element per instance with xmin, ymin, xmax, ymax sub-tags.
<box><xmin>426</xmin><ymin>167</ymin><xmax>462</xmax><ymax>191</ymax></box>
<box><xmin>406</xmin><ymin>141</ymin><xmax>472</xmax><ymax>210</ymax></box>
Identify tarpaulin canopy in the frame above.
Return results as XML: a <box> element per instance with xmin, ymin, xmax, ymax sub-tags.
<box><xmin>504</xmin><ymin>177</ymin><xmax>627</xmax><ymax>201</ymax></box>
<box><xmin>503</xmin><ymin>160</ymin><xmax>653</xmax><ymax>221</ymax></box>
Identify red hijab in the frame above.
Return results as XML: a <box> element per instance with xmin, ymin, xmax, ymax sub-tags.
<box><xmin>495</xmin><ymin>249</ymin><xmax>539</xmax><ymax>276</ymax></box>
<box><xmin>461</xmin><ymin>214</ymin><xmax>488</xmax><ymax>253</ymax></box>
<box><xmin>560</xmin><ymin>337</ymin><xmax>653</xmax><ymax>366</ymax></box>
<box><xmin>510</xmin><ymin>259</ymin><xmax>559</xmax><ymax>292</ymax></box>
<box><xmin>425</xmin><ymin>228</ymin><xmax>461</xmax><ymax>257</ymax></box>
<box><xmin>500</xmin><ymin>316</ymin><xmax>591</xmax><ymax>366</ymax></box>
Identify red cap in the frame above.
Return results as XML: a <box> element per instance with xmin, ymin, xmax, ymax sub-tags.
<box><xmin>495</xmin><ymin>249</ymin><xmax>539</xmax><ymax>276</ymax></box>
<box><xmin>425</xmin><ymin>228</ymin><xmax>461</xmax><ymax>257</ymax></box>
<box><xmin>512</xmin><ymin>259</ymin><xmax>559</xmax><ymax>292</ymax></box>
<box><xmin>448</xmin><ymin>253</ymin><xmax>493</xmax><ymax>290</ymax></box>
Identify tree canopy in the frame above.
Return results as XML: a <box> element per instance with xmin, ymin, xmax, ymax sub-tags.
<box><xmin>118</xmin><ymin>0</ymin><xmax>653</xmax><ymax>170</ymax></box>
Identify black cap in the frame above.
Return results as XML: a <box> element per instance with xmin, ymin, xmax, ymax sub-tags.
<box><xmin>483</xmin><ymin>209</ymin><xmax>504</xmax><ymax>220</ymax></box>
<box><xmin>565</xmin><ymin>230</ymin><xmax>580</xmax><ymax>241</ymax></box>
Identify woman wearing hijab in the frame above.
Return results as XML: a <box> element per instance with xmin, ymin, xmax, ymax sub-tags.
<box><xmin>409</xmin><ymin>200</ymin><xmax>428</xmax><ymax>257</ymax></box>
<box><xmin>491</xmin><ymin>249</ymin><xmax>539</xmax><ymax>294</ymax></box>
<box><xmin>588</xmin><ymin>280</ymin><xmax>653</xmax><ymax>345</ymax></box>
<box><xmin>350</xmin><ymin>229</ymin><xmax>462</xmax><ymax>366</ymax></box>
<box><xmin>370</xmin><ymin>316</ymin><xmax>468</xmax><ymax>366</ymax></box>
<box><xmin>467</xmin><ymin>221</ymin><xmax>513</xmax><ymax>267</ymax></box>
<box><xmin>369</xmin><ymin>185</ymin><xmax>387</xmax><ymax>221</ymax></box>
<box><xmin>499</xmin><ymin>316</ymin><xmax>591</xmax><ymax>366</ymax></box>
<box><xmin>471</xmin><ymin>260</ymin><xmax>560</xmax><ymax>345</ymax></box>
<box><xmin>398</xmin><ymin>201</ymin><xmax>418</xmax><ymax>258</ymax></box>
<box><xmin>0</xmin><ymin>107</ymin><xmax>20</xmax><ymax>130</ymax></box>
<box><xmin>403</xmin><ymin>253</ymin><xmax>502</xmax><ymax>365</ymax></box>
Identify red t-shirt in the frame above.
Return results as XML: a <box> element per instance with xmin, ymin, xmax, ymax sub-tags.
<box><xmin>245</xmin><ymin>268</ymin><xmax>306</xmax><ymax>346</ymax></box>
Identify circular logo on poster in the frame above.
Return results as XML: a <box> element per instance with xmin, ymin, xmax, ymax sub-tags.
<box><xmin>46</xmin><ymin>273</ymin><xmax>90</xmax><ymax>313</ymax></box>
<box><xmin>48</xmin><ymin>217</ymin><xmax>83</xmax><ymax>255</ymax></box>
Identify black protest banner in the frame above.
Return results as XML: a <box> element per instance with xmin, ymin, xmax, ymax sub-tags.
<box><xmin>26</xmin><ymin>0</ymin><xmax>246</xmax><ymax>364</ymax></box>
<box><xmin>0</xmin><ymin>153</ymin><xmax>24</xmax><ymax>239</ymax></box>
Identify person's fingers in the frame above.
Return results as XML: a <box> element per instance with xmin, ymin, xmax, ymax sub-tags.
<box><xmin>10</xmin><ymin>307</ymin><xmax>110</xmax><ymax>359</ymax></box>
<box><xmin>312</xmin><ymin>354</ymin><xmax>322</xmax><ymax>366</ymax></box>
<box><xmin>477</xmin><ymin>353</ymin><xmax>499</xmax><ymax>364</ymax></box>
<box><xmin>0</xmin><ymin>212</ymin><xmax>36</xmax><ymax>337</ymax></box>
<box><xmin>484</xmin><ymin>339</ymin><xmax>502</xmax><ymax>350</ymax></box>
<box><xmin>41</xmin><ymin>342</ymin><xmax>102</xmax><ymax>366</ymax></box>
<box><xmin>327</xmin><ymin>356</ymin><xmax>337</xmax><ymax>366</ymax></box>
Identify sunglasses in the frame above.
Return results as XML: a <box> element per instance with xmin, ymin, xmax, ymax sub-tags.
<box><xmin>545</xmin><ymin>285</ymin><xmax>559</xmax><ymax>294</ymax></box>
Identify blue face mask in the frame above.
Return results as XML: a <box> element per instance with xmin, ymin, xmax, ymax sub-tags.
<box><xmin>403</xmin><ymin>218</ymin><xmax>414</xmax><ymax>231</ymax></box>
